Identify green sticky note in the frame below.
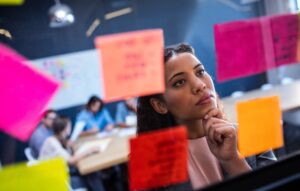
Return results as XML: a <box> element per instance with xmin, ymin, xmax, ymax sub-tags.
<box><xmin>0</xmin><ymin>0</ymin><xmax>24</xmax><ymax>5</ymax></box>
<box><xmin>0</xmin><ymin>158</ymin><xmax>69</xmax><ymax>191</ymax></box>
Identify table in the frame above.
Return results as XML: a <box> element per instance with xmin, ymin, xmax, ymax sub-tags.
<box><xmin>75</xmin><ymin>127</ymin><xmax>136</xmax><ymax>175</ymax></box>
<box><xmin>221</xmin><ymin>80</ymin><xmax>300</xmax><ymax>123</ymax></box>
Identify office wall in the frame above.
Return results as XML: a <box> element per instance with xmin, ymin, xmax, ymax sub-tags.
<box><xmin>0</xmin><ymin>0</ymin><xmax>267</xmax><ymax>97</ymax></box>
<box><xmin>0</xmin><ymin>0</ymin><xmax>267</xmax><ymax>163</ymax></box>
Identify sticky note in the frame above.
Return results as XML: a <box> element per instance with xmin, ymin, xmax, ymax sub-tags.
<box><xmin>0</xmin><ymin>158</ymin><xmax>69</xmax><ymax>191</ymax></box>
<box><xmin>0</xmin><ymin>44</ymin><xmax>60</xmax><ymax>141</ymax></box>
<box><xmin>0</xmin><ymin>0</ymin><xmax>24</xmax><ymax>5</ymax></box>
<box><xmin>214</xmin><ymin>13</ymin><xmax>300</xmax><ymax>82</ymax></box>
<box><xmin>259</xmin><ymin>17</ymin><xmax>276</xmax><ymax>69</ymax></box>
<box><xmin>214</xmin><ymin>19</ymin><xmax>266</xmax><ymax>82</ymax></box>
<box><xmin>297</xmin><ymin>12</ymin><xmax>300</xmax><ymax>61</ymax></box>
<box><xmin>95</xmin><ymin>29</ymin><xmax>165</xmax><ymax>102</ymax></box>
<box><xmin>270</xmin><ymin>14</ymin><xmax>299</xmax><ymax>67</ymax></box>
<box><xmin>129</xmin><ymin>126</ymin><xmax>188</xmax><ymax>190</ymax></box>
<box><xmin>236</xmin><ymin>96</ymin><xmax>283</xmax><ymax>157</ymax></box>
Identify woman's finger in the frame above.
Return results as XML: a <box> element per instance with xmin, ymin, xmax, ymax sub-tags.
<box><xmin>207</xmin><ymin>122</ymin><xmax>217</xmax><ymax>144</ymax></box>
<box><xmin>210</xmin><ymin>123</ymin><xmax>230</xmax><ymax>143</ymax></box>
<box><xmin>204</xmin><ymin>108</ymin><xmax>221</xmax><ymax>120</ymax></box>
<box><xmin>214</xmin><ymin>125</ymin><xmax>236</xmax><ymax>140</ymax></box>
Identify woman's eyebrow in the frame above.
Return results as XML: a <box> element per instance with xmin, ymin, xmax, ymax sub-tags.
<box><xmin>168</xmin><ymin>63</ymin><xmax>203</xmax><ymax>82</ymax></box>
<box><xmin>168</xmin><ymin>72</ymin><xmax>184</xmax><ymax>83</ymax></box>
<box><xmin>193</xmin><ymin>63</ymin><xmax>203</xmax><ymax>69</ymax></box>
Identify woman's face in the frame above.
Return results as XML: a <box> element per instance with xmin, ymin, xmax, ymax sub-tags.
<box><xmin>90</xmin><ymin>101</ymin><xmax>101</xmax><ymax>113</ymax></box>
<box><xmin>162</xmin><ymin>52</ymin><xmax>217</xmax><ymax>122</ymax></box>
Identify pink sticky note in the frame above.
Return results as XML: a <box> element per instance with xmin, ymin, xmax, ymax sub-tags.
<box><xmin>259</xmin><ymin>17</ymin><xmax>276</xmax><ymax>69</ymax></box>
<box><xmin>214</xmin><ymin>19</ymin><xmax>266</xmax><ymax>82</ymax></box>
<box><xmin>270</xmin><ymin>14</ymin><xmax>299</xmax><ymax>67</ymax></box>
<box><xmin>0</xmin><ymin>44</ymin><xmax>60</xmax><ymax>141</ymax></box>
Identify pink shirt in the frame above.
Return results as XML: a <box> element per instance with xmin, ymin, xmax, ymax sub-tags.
<box><xmin>188</xmin><ymin>137</ymin><xmax>223</xmax><ymax>190</ymax></box>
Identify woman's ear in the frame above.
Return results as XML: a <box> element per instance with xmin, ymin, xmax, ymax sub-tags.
<box><xmin>150</xmin><ymin>98</ymin><xmax>168</xmax><ymax>114</ymax></box>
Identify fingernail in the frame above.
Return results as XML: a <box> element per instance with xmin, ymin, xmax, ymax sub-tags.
<box><xmin>204</xmin><ymin>115</ymin><xmax>208</xmax><ymax>119</ymax></box>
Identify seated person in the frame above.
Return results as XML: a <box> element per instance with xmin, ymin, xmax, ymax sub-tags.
<box><xmin>29</xmin><ymin>109</ymin><xmax>57</xmax><ymax>158</ymax></box>
<box><xmin>115</xmin><ymin>98</ymin><xmax>137</xmax><ymax>127</ymax></box>
<box><xmin>39</xmin><ymin>116</ymin><xmax>105</xmax><ymax>191</ymax></box>
<box><xmin>76</xmin><ymin>96</ymin><xmax>114</xmax><ymax>136</ymax></box>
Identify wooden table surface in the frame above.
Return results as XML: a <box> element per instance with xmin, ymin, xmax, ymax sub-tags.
<box><xmin>75</xmin><ymin>128</ymin><xmax>136</xmax><ymax>175</ymax></box>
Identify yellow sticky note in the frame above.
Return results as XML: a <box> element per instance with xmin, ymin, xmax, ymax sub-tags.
<box><xmin>0</xmin><ymin>158</ymin><xmax>69</xmax><ymax>191</ymax></box>
<box><xmin>236</xmin><ymin>96</ymin><xmax>283</xmax><ymax>157</ymax></box>
<box><xmin>0</xmin><ymin>0</ymin><xmax>24</xmax><ymax>5</ymax></box>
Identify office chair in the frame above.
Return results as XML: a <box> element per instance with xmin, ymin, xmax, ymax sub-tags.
<box><xmin>24</xmin><ymin>147</ymin><xmax>38</xmax><ymax>166</ymax></box>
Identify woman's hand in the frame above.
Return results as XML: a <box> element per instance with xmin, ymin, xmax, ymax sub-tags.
<box><xmin>105</xmin><ymin>124</ymin><xmax>114</xmax><ymax>131</ymax></box>
<box><xmin>203</xmin><ymin>108</ymin><xmax>251</xmax><ymax>175</ymax></box>
<box><xmin>203</xmin><ymin>117</ymin><xmax>239</xmax><ymax>162</ymax></box>
<box><xmin>204</xmin><ymin>107</ymin><xmax>225</xmax><ymax>120</ymax></box>
<box><xmin>69</xmin><ymin>146</ymin><xmax>101</xmax><ymax>166</ymax></box>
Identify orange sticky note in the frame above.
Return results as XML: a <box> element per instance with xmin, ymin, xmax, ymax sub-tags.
<box><xmin>129</xmin><ymin>126</ymin><xmax>188</xmax><ymax>191</ymax></box>
<box><xmin>236</xmin><ymin>96</ymin><xmax>283</xmax><ymax>157</ymax></box>
<box><xmin>95</xmin><ymin>29</ymin><xmax>165</xmax><ymax>102</ymax></box>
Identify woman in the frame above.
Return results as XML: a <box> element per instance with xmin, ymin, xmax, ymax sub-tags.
<box><xmin>137</xmin><ymin>43</ymin><xmax>251</xmax><ymax>190</ymax></box>
<box><xmin>39</xmin><ymin>116</ymin><xmax>105</xmax><ymax>191</ymax></box>
<box><xmin>76</xmin><ymin>95</ymin><xmax>115</xmax><ymax>136</ymax></box>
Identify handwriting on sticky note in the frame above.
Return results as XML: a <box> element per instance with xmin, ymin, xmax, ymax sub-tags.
<box><xmin>95</xmin><ymin>29</ymin><xmax>165</xmax><ymax>102</ymax></box>
<box><xmin>0</xmin><ymin>158</ymin><xmax>68</xmax><ymax>191</ymax></box>
<box><xmin>270</xmin><ymin>14</ymin><xmax>299</xmax><ymax>66</ymax></box>
<box><xmin>129</xmin><ymin>126</ymin><xmax>188</xmax><ymax>190</ymax></box>
<box><xmin>236</xmin><ymin>96</ymin><xmax>283</xmax><ymax>157</ymax></box>
<box><xmin>0</xmin><ymin>44</ymin><xmax>60</xmax><ymax>141</ymax></box>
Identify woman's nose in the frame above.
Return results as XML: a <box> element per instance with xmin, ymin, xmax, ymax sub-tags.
<box><xmin>191</xmin><ymin>78</ymin><xmax>206</xmax><ymax>95</ymax></box>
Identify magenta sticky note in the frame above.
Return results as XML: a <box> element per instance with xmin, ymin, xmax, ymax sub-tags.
<box><xmin>259</xmin><ymin>17</ymin><xmax>276</xmax><ymax>69</ymax></box>
<box><xmin>0</xmin><ymin>44</ymin><xmax>60</xmax><ymax>141</ymax></box>
<box><xmin>270</xmin><ymin>14</ymin><xmax>299</xmax><ymax>67</ymax></box>
<box><xmin>214</xmin><ymin>19</ymin><xmax>267</xmax><ymax>82</ymax></box>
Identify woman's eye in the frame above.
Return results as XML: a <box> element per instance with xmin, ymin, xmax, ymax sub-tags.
<box><xmin>196</xmin><ymin>69</ymin><xmax>205</xmax><ymax>77</ymax></box>
<box><xmin>173</xmin><ymin>79</ymin><xmax>185</xmax><ymax>88</ymax></box>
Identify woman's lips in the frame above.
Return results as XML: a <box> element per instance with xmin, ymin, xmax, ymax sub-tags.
<box><xmin>195</xmin><ymin>94</ymin><xmax>213</xmax><ymax>106</ymax></box>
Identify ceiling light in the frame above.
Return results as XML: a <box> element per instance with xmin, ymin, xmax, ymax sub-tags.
<box><xmin>49</xmin><ymin>0</ymin><xmax>75</xmax><ymax>28</ymax></box>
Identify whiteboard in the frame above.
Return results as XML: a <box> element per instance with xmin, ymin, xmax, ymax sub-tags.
<box><xmin>30</xmin><ymin>49</ymin><xmax>103</xmax><ymax>110</ymax></box>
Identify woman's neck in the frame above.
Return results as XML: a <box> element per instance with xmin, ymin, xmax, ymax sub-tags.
<box><xmin>177</xmin><ymin>119</ymin><xmax>205</xmax><ymax>139</ymax></box>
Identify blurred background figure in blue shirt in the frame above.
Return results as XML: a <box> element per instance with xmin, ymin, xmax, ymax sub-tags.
<box><xmin>76</xmin><ymin>96</ymin><xmax>114</xmax><ymax>136</ymax></box>
<box><xmin>115</xmin><ymin>98</ymin><xmax>137</xmax><ymax>128</ymax></box>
